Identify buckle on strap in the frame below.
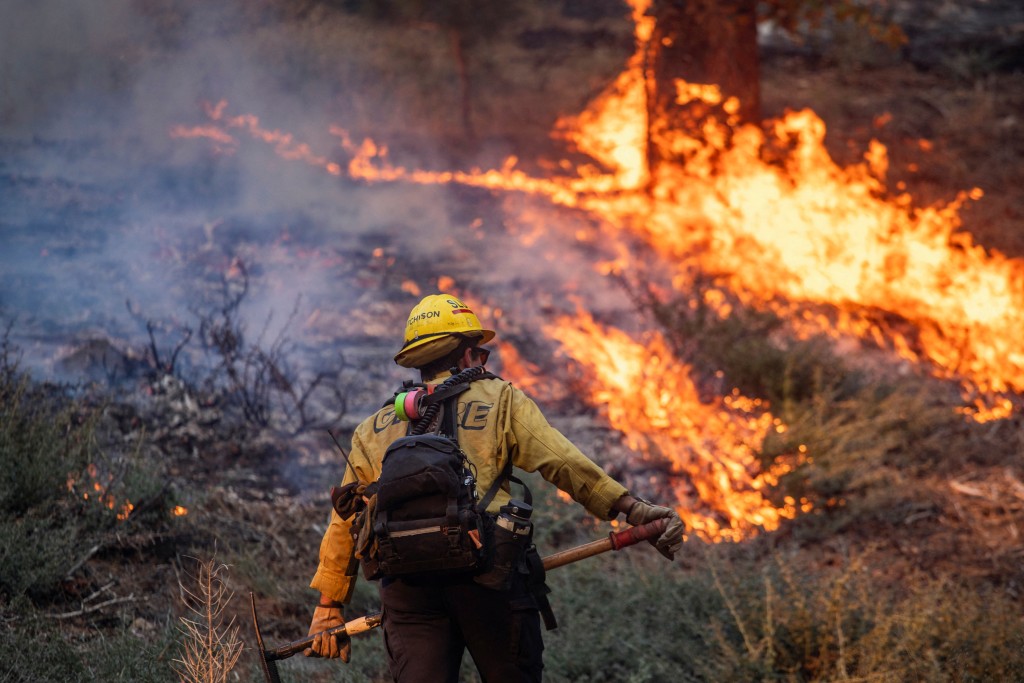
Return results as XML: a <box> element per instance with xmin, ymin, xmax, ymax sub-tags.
<box><xmin>445</xmin><ymin>524</ymin><xmax>463</xmax><ymax>553</ymax></box>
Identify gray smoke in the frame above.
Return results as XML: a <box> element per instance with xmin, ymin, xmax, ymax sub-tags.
<box><xmin>0</xmin><ymin>0</ymin><xmax>632</xmax><ymax>396</ymax></box>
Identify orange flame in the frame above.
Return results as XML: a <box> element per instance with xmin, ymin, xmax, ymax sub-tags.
<box><xmin>174</xmin><ymin>0</ymin><xmax>1024</xmax><ymax>537</ymax></box>
<box><xmin>540</xmin><ymin>310</ymin><xmax>806</xmax><ymax>540</ymax></box>
<box><xmin>552</xmin><ymin>0</ymin><xmax>654</xmax><ymax>190</ymax></box>
<box><xmin>606</xmin><ymin>105</ymin><xmax>1015</xmax><ymax>406</ymax></box>
<box><xmin>531</xmin><ymin>3</ymin><xmax>1021</xmax><ymax>412</ymax></box>
<box><xmin>66</xmin><ymin>463</ymin><xmax>135</xmax><ymax>521</ymax></box>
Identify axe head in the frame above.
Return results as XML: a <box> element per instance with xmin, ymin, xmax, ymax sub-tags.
<box><xmin>250</xmin><ymin>592</ymin><xmax>282</xmax><ymax>683</ymax></box>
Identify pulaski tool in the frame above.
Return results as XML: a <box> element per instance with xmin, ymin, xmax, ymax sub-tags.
<box><xmin>250</xmin><ymin>517</ymin><xmax>669</xmax><ymax>682</ymax></box>
<box><xmin>250</xmin><ymin>592</ymin><xmax>381</xmax><ymax>683</ymax></box>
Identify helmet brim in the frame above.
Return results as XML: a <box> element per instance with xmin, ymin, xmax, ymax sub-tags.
<box><xmin>394</xmin><ymin>329</ymin><xmax>495</xmax><ymax>368</ymax></box>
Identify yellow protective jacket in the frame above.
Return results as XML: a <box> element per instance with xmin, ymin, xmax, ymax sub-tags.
<box><xmin>310</xmin><ymin>373</ymin><xmax>629</xmax><ymax>603</ymax></box>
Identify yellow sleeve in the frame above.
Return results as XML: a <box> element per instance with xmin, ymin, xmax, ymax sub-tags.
<box><xmin>506</xmin><ymin>386</ymin><xmax>628</xmax><ymax>520</ymax></box>
<box><xmin>309</xmin><ymin>428</ymin><xmax>373</xmax><ymax>603</ymax></box>
<box><xmin>309</xmin><ymin>507</ymin><xmax>358</xmax><ymax>603</ymax></box>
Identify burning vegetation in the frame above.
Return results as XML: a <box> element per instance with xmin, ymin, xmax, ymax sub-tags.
<box><xmin>2</xmin><ymin>0</ymin><xmax>1024</xmax><ymax>680</ymax></box>
<box><xmin>172</xmin><ymin>0</ymin><xmax>1024</xmax><ymax>541</ymax></box>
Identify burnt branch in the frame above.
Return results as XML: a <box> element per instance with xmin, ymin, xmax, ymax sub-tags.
<box><xmin>126</xmin><ymin>299</ymin><xmax>194</xmax><ymax>377</ymax></box>
<box><xmin>196</xmin><ymin>261</ymin><xmax>346</xmax><ymax>435</ymax></box>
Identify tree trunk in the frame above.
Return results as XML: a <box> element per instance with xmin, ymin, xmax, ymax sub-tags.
<box><xmin>645</xmin><ymin>0</ymin><xmax>760</xmax><ymax>174</ymax></box>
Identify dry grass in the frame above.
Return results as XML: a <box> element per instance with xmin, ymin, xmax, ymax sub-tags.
<box><xmin>698</xmin><ymin>547</ymin><xmax>1024</xmax><ymax>682</ymax></box>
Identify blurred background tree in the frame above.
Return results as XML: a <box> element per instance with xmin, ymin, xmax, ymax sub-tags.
<box><xmin>309</xmin><ymin>0</ymin><xmax>522</xmax><ymax>141</ymax></box>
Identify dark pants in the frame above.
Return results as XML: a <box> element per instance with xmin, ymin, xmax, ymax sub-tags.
<box><xmin>379</xmin><ymin>576</ymin><xmax>544</xmax><ymax>683</ymax></box>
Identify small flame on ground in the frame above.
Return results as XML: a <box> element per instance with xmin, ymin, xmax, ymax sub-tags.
<box><xmin>66</xmin><ymin>463</ymin><xmax>135</xmax><ymax>521</ymax></box>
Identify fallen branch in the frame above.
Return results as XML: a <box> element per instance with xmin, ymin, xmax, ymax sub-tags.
<box><xmin>64</xmin><ymin>543</ymin><xmax>101</xmax><ymax>579</ymax></box>
<box><xmin>47</xmin><ymin>594</ymin><xmax>137</xmax><ymax>620</ymax></box>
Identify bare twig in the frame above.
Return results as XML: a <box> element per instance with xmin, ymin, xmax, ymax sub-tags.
<box><xmin>173</xmin><ymin>554</ymin><xmax>188</xmax><ymax>605</ymax></box>
<box><xmin>126</xmin><ymin>298</ymin><xmax>194</xmax><ymax>376</ymax></box>
<box><xmin>47</xmin><ymin>593</ymin><xmax>137</xmax><ymax>620</ymax></box>
<box><xmin>195</xmin><ymin>262</ymin><xmax>346</xmax><ymax>434</ymax></box>
<box><xmin>706</xmin><ymin>552</ymin><xmax>758</xmax><ymax>658</ymax></box>
<box><xmin>64</xmin><ymin>544</ymin><xmax>101</xmax><ymax>579</ymax></box>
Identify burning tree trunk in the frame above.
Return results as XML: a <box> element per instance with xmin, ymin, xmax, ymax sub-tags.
<box><xmin>645</xmin><ymin>0</ymin><xmax>760</xmax><ymax>175</ymax></box>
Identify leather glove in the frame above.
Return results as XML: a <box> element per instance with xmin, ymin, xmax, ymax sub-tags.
<box><xmin>625</xmin><ymin>497</ymin><xmax>685</xmax><ymax>560</ymax></box>
<box><xmin>303</xmin><ymin>606</ymin><xmax>351</xmax><ymax>662</ymax></box>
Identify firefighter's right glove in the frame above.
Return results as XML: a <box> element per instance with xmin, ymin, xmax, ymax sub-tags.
<box><xmin>303</xmin><ymin>606</ymin><xmax>351</xmax><ymax>662</ymax></box>
<box><xmin>626</xmin><ymin>498</ymin><xmax>685</xmax><ymax>560</ymax></box>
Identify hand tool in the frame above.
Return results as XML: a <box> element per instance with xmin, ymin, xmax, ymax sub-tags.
<box><xmin>250</xmin><ymin>517</ymin><xmax>669</xmax><ymax>682</ymax></box>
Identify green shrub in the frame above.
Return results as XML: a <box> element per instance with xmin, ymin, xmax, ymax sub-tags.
<box><xmin>0</xmin><ymin>614</ymin><xmax>178</xmax><ymax>683</ymax></box>
<box><xmin>0</xmin><ymin>376</ymin><xmax>91</xmax><ymax>516</ymax></box>
<box><xmin>759</xmin><ymin>374</ymin><xmax>988</xmax><ymax>548</ymax></box>
<box><xmin>641</xmin><ymin>286</ymin><xmax>859</xmax><ymax>409</ymax></box>
<box><xmin>0</xmin><ymin>367</ymin><xmax>174</xmax><ymax>604</ymax></box>
<box><xmin>537</xmin><ymin>543</ymin><xmax>1024</xmax><ymax>683</ymax></box>
<box><xmin>0</xmin><ymin>374</ymin><xmax>97</xmax><ymax>600</ymax></box>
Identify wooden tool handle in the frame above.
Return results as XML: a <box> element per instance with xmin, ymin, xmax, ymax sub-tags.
<box><xmin>609</xmin><ymin>517</ymin><xmax>668</xmax><ymax>550</ymax></box>
<box><xmin>269</xmin><ymin>612</ymin><xmax>383</xmax><ymax>660</ymax></box>
<box><xmin>541</xmin><ymin>516</ymin><xmax>669</xmax><ymax>571</ymax></box>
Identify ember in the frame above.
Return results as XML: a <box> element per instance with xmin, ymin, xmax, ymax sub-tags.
<box><xmin>67</xmin><ymin>463</ymin><xmax>135</xmax><ymax>521</ymax></box>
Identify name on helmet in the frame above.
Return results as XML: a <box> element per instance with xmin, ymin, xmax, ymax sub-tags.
<box><xmin>409</xmin><ymin>311</ymin><xmax>442</xmax><ymax>323</ymax></box>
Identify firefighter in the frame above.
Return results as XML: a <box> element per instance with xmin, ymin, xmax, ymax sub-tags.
<box><xmin>305</xmin><ymin>293</ymin><xmax>684</xmax><ymax>682</ymax></box>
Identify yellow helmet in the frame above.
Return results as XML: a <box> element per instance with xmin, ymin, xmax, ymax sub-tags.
<box><xmin>394</xmin><ymin>294</ymin><xmax>495</xmax><ymax>368</ymax></box>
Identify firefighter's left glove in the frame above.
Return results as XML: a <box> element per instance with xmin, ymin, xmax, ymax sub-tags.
<box><xmin>626</xmin><ymin>498</ymin><xmax>685</xmax><ymax>560</ymax></box>
<box><xmin>303</xmin><ymin>606</ymin><xmax>351</xmax><ymax>662</ymax></box>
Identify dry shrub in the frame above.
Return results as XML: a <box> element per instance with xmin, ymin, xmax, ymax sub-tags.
<box><xmin>173</xmin><ymin>557</ymin><xmax>244</xmax><ymax>683</ymax></box>
<box><xmin>705</xmin><ymin>550</ymin><xmax>1024</xmax><ymax>682</ymax></box>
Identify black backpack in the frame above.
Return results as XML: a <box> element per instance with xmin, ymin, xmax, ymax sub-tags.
<box><xmin>358</xmin><ymin>367</ymin><xmax>505</xmax><ymax>580</ymax></box>
<box><xmin>334</xmin><ymin>366</ymin><xmax>557</xmax><ymax>626</ymax></box>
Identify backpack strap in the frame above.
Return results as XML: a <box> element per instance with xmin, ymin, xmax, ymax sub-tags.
<box><xmin>440</xmin><ymin>393</ymin><xmax>459</xmax><ymax>441</ymax></box>
<box><xmin>525</xmin><ymin>547</ymin><xmax>558</xmax><ymax>630</ymax></box>
<box><xmin>408</xmin><ymin>367</ymin><xmax>498</xmax><ymax>437</ymax></box>
<box><xmin>477</xmin><ymin>454</ymin><xmax>532</xmax><ymax>513</ymax></box>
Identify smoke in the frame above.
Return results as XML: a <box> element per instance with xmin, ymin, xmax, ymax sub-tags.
<box><xmin>1</xmin><ymin>0</ymin><xmax>136</xmax><ymax>131</ymax></box>
<box><xmin>0</xmin><ymin>0</ymin><xmax>627</xmax><ymax>396</ymax></box>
